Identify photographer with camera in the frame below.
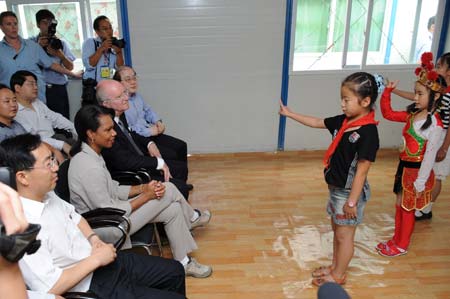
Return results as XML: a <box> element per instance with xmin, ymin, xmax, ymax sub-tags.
<box><xmin>82</xmin><ymin>15</ymin><xmax>124</xmax><ymax>84</ymax></box>
<box><xmin>31</xmin><ymin>9</ymin><xmax>80</xmax><ymax>119</ymax></box>
<box><xmin>0</xmin><ymin>11</ymin><xmax>76</xmax><ymax>106</ymax></box>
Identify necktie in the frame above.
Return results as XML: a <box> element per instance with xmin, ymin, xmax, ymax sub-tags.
<box><xmin>117</xmin><ymin>119</ymin><xmax>144</xmax><ymax>155</ymax></box>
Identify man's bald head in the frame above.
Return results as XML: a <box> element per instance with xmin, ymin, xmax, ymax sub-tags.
<box><xmin>96</xmin><ymin>79</ymin><xmax>129</xmax><ymax>114</ymax></box>
<box><xmin>96</xmin><ymin>79</ymin><xmax>123</xmax><ymax>104</ymax></box>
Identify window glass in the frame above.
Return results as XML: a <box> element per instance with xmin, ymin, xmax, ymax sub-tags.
<box><xmin>16</xmin><ymin>3</ymin><xmax>83</xmax><ymax>58</ymax></box>
<box><xmin>366</xmin><ymin>0</ymin><xmax>438</xmax><ymax>65</ymax></box>
<box><xmin>293</xmin><ymin>0</ymin><xmax>343</xmax><ymax>70</ymax></box>
<box><xmin>89</xmin><ymin>0</ymin><xmax>120</xmax><ymax>37</ymax></box>
<box><xmin>0</xmin><ymin>1</ymin><xmax>7</xmax><ymax>39</ymax></box>
<box><xmin>293</xmin><ymin>0</ymin><xmax>440</xmax><ymax>71</ymax></box>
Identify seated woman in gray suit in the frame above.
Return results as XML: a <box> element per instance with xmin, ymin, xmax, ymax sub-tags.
<box><xmin>68</xmin><ymin>104</ymin><xmax>212</xmax><ymax>278</ymax></box>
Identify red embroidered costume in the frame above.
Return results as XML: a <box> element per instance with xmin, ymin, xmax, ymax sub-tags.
<box><xmin>379</xmin><ymin>87</ymin><xmax>443</xmax><ymax>253</ymax></box>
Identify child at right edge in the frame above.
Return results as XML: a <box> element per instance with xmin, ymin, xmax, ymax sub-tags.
<box><xmin>390</xmin><ymin>52</ymin><xmax>450</xmax><ymax>220</ymax></box>
<box><xmin>376</xmin><ymin>52</ymin><xmax>448</xmax><ymax>257</ymax></box>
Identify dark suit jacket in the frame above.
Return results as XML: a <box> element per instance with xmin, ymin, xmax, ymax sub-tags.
<box><xmin>102</xmin><ymin>114</ymin><xmax>189</xmax><ymax>200</ymax></box>
<box><xmin>102</xmin><ymin>116</ymin><xmax>159</xmax><ymax>172</ymax></box>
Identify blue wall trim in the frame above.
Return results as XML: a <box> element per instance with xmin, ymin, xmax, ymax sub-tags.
<box><xmin>277</xmin><ymin>0</ymin><xmax>293</xmax><ymax>151</ymax></box>
<box><xmin>120</xmin><ymin>0</ymin><xmax>133</xmax><ymax>66</ymax></box>
<box><xmin>384</xmin><ymin>0</ymin><xmax>398</xmax><ymax>64</ymax></box>
<box><xmin>437</xmin><ymin>0</ymin><xmax>450</xmax><ymax>59</ymax></box>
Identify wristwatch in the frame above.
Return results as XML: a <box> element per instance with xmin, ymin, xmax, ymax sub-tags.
<box><xmin>347</xmin><ymin>201</ymin><xmax>355</xmax><ymax>208</ymax></box>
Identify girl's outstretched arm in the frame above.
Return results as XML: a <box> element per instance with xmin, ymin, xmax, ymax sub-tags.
<box><xmin>279</xmin><ymin>99</ymin><xmax>326</xmax><ymax>128</ymax></box>
<box><xmin>380</xmin><ymin>81</ymin><xmax>409</xmax><ymax>122</ymax></box>
<box><xmin>392</xmin><ymin>87</ymin><xmax>415</xmax><ymax>101</ymax></box>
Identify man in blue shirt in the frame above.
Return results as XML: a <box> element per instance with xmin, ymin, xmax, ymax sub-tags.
<box><xmin>0</xmin><ymin>83</ymin><xmax>26</xmax><ymax>142</ymax></box>
<box><xmin>82</xmin><ymin>15</ymin><xmax>124</xmax><ymax>83</ymax></box>
<box><xmin>0</xmin><ymin>11</ymin><xmax>74</xmax><ymax>104</ymax></box>
<box><xmin>114</xmin><ymin>66</ymin><xmax>188</xmax><ymax>163</ymax></box>
<box><xmin>31</xmin><ymin>9</ymin><xmax>80</xmax><ymax>119</ymax></box>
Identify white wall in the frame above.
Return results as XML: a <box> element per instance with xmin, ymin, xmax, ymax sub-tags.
<box><xmin>127</xmin><ymin>0</ymin><xmax>285</xmax><ymax>153</ymax></box>
<box><xmin>120</xmin><ymin>1</ymin><xmax>419</xmax><ymax>153</ymax></box>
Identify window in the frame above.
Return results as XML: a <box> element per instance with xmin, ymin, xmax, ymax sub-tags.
<box><xmin>293</xmin><ymin>0</ymin><xmax>441</xmax><ymax>71</ymax></box>
<box><xmin>2</xmin><ymin>0</ymin><xmax>122</xmax><ymax>71</ymax></box>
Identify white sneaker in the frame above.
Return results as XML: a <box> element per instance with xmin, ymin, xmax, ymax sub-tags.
<box><xmin>185</xmin><ymin>257</ymin><xmax>212</xmax><ymax>278</ymax></box>
<box><xmin>191</xmin><ymin>209</ymin><xmax>211</xmax><ymax>230</ymax></box>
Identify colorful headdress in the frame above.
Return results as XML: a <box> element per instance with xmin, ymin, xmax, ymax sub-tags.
<box><xmin>415</xmin><ymin>52</ymin><xmax>450</xmax><ymax>94</ymax></box>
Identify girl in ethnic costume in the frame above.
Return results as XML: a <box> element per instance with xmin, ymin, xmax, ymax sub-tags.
<box><xmin>376</xmin><ymin>52</ymin><xmax>449</xmax><ymax>257</ymax></box>
<box><xmin>391</xmin><ymin>52</ymin><xmax>450</xmax><ymax>220</ymax></box>
<box><xmin>279</xmin><ymin>72</ymin><xmax>380</xmax><ymax>286</ymax></box>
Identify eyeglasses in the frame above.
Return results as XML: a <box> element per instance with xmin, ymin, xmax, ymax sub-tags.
<box><xmin>27</xmin><ymin>156</ymin><xmax>58</xmax><ymax>170</ymax></box>
<box><xmin>24</xmin><ymin>81</ymin><xmax>38</xmax><ymax>87</ymax></box>
<box><xmin>121</xmin><ymin>75</ymin><xmax>138</xmax><ymax>83</ymax></box>
<box><xmin>107</xmin><ymin>90</ymin><xmax>129</xmax><ymax>102</ymax></box>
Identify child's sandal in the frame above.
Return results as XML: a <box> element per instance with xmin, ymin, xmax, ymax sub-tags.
<box><xmin>312</xmin><ymin>272</ymin><xmax>346</xmax><ymax>287</ymax></box>
<box><xmin>311</xmin><ymin>265</ymin><xmax>333</xmax><ymax>278</ymax></box>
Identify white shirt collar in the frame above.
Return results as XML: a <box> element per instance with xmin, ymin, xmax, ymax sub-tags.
<box><xmin>20</xmin><ymin>193</ymin><xmax>53</xmax><ymax>222</ymax></box>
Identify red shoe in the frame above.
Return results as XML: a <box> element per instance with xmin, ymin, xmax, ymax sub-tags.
<box><xmin>378</xmin><ymin>243</ymin><xmax>407</xmax><ymax>257</ymax></box>
<box><xmin>376</xmin><ymin>239</ymin><xmax>395</xmax><ymax>252</ymax></box>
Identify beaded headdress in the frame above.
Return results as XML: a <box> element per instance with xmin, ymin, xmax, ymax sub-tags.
<box><xmin>415</xmin><ymin>52</ymin><xmax>450</xmax><ymax>94</ymax></box>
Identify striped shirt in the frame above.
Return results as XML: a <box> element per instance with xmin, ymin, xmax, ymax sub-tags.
<box><xmin>437</xmin><ymin>92</ymin><xmax>450</xmax><ymax>129</ymax></box>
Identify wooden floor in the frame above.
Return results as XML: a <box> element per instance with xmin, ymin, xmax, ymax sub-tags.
<box><xmin>179</xmin><ymin>149</ymin><xmax>450</xmax><ymax>299</ymax></box>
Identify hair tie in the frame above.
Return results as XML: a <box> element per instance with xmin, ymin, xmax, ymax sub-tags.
<box><xmin>373</xmin><ymin>73</ymin><xmax>385</xmax><ymax>94</ymax></box>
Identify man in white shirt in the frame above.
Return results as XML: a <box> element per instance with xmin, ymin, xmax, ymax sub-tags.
<box><xmin>0</xmin><ymin>133</ymin><xmax>186</xmax><ymax>299</ymax></box>
<box><xmin>11</xmin><ymin>70</ymin><xmax>76</xmax><ymax>156</ymax></box>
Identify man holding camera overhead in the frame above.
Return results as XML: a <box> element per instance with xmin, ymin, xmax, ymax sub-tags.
<box><xmin>31</xmin><ymin>9</ymin><xmax>79</xmax><ymax>119</ymax></box>
<box><xmin>82</xmin><ymin>15</ymin><xmax>124</xmax><ymax>84</ymax></box>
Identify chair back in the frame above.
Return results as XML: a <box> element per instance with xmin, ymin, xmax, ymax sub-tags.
<box><xmin>55</xmin><ymin>160</ymin><xmax>71</xmax><ymax>202</ymax></box>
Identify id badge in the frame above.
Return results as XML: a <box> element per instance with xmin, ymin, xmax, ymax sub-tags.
<box><xmin>100</xmin><ymin>66</ymin><xmax>110</xmax><ymax>78</ymax></box>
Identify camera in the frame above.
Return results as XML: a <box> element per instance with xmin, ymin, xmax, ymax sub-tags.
<box><xmin>111</xmin><ymin>37</ymin><xmax>126</xmax><ymax>49</ymax></box>
<box><xmin>81</xmin><ymin>78</ymin><xmax>98</xmax><ymax>106</ymax></box>
<box><xmin>46</xmin><ymin>19</ymin><xmax>63</xmax><ymax>51</ymax></box>
<box><xmin>0</xmin><ymin>221</ymin><xmax>41</xmax><ymax>263</ymax></box>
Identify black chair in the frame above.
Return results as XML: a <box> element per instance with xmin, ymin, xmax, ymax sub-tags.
<box><xmin>57</xmin><ymin>161</ymin><xmax>162</xmax><ymax>256</ymax></box>
<box><xmin>55</xmin><ymin>160</ymin><xmax>130</xmax><ymax>249</ymax></box>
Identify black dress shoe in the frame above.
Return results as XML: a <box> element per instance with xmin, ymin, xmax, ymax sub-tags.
<box><xmin>186</xmin><ymin>184</ymin><xmax>194</xmax><ymax>191</ymax></box>
<box><xmin>415</xmin><ymin>211</ymin><xmax>432</xmax><ymax>221</ymax></box>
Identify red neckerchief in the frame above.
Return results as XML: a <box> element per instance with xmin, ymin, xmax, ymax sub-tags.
<box><xmin>323</xmin><ymin>110</ymin><xmax>379</xmax><ymax>168</ymax></box>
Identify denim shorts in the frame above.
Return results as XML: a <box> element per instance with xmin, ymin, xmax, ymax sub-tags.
<box><xmin>326</xmin><ymin>185</ymin><xmax>369</xmax><ymax>226</ymax></box>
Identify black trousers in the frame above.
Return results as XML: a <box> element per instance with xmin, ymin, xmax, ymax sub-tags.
<box><xmin>89</xmin><ymin>251</ymin><xmax>186</xmax><ymax>299</ymax></box>
<box><xmin>46</xmin><ymin>83</ymin><xmax>70</xmax><ymax>119</ymax></box>
<box><xmin>153</xmin><ymin>134</ymin><xmax>187</xmax><ymax>162</ymax></box>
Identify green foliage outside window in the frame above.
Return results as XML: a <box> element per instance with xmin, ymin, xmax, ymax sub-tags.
<box><xmin>295</xmin><ymin>0</ymin><xmax>386</xmax><ymax>54</ymax></box>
